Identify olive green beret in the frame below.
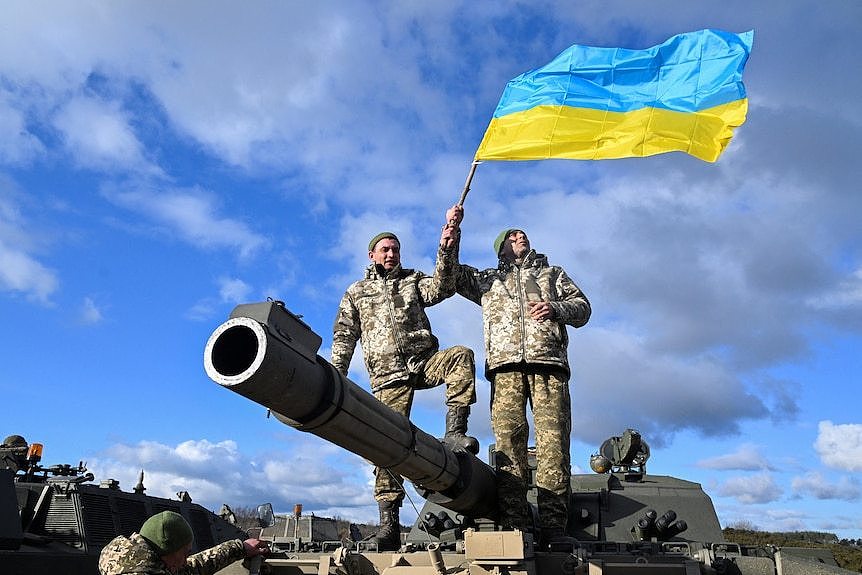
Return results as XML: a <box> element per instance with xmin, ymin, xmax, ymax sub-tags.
<box><xmin>140</xmin><ymin>511</ymin><xmax>194</xmax><ymax>556</ymax></box>
<box><xmin>368</xmin><ymin>232</ymin><xmax>399</xmax><ymax>252</ymax></box>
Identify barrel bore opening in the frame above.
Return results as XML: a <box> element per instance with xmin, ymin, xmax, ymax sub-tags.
<box><xmin>211</xmin><ymin>325</ymin><xmax>260</xmax><ymax>377</ymax></box>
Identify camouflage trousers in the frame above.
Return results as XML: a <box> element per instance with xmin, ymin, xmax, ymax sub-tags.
<box><xmin>372</xmin><ymin>345</ymin><xmax>476</xmax><ymax>504</ymax></box>
<box><xmin>491</xmin><ymin>367</ymin><xmax>571</xmax><ymax>530</ymax></box>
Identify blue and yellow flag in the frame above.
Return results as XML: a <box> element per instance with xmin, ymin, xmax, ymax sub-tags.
<box><xmin>475</xmin><ymin>29</ymin><xmax>753</xmax><ymax>163</ymax></box>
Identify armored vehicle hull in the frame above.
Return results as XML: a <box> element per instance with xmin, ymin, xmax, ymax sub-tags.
<box><xmin>1</xmin><ymin>448</ymin><xmax>247</xmax><ymax>574</ymax></box>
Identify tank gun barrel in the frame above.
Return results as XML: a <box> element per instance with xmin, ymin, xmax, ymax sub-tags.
<box><xmin>204</xmin><ymin>301</ymin><xmax>497</xmax><ymax>519</ymax></box>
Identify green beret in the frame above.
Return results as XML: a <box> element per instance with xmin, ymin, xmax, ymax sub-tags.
<box><xmin>140</xmin><ymin>511</ymin><xmax>194</xmax><ymax>556</ymax></box>
<box><xmin>368</xmin><ymin>232</ymin><xmax>399</xmax><ymax>252</ymax></box>
<box><xmin>493</xmin><ymin>228</ymin><xmax>521</xmax><ymax>256</ymax></box>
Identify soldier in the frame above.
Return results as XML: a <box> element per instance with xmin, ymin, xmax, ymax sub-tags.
<box><xmin>98</xmin><ymin>510</ymin><xmax>268</xmax><ymax>575</ymax></box>
<box><xmin>0</xmin><ymin>434</ymin><xmax>29</xmax><ymax>473</ymax></box>
<box><xmin>452</xmin><ymin>205</ymin><xmax>591</xmax><ymax>548</ymax></box>
<box><xmin>331</xmin><ymin>213</ymin><xmax>478</xmax><ymax>551</ymax></box>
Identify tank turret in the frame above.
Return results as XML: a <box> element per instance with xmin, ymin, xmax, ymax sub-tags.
<box><xmin>205</xmin><ymin>301</ymin><xmax>859</xmax><ymax>575</ymax></box>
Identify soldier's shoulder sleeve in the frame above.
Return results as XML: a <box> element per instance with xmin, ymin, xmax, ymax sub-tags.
<box><xmin>454</xmin><ymin>264</ymin><xmax>485</xmax><ymax>305</ymax></box>
<box><xmin>97</xmin><ymin>535</ymin><xmax>155</xmax><ymax>575</ymax></box>
<box><xmin>331</xmin><ymin>289</ymin><xmax>361</xmax><ymax>376</ymax></box>
<box><xmin>97</xmin><ymin>536</ymin><xmax>126</xmax><ymax>575</ymax></box>
<box><xmin>415</xmin><ymin>239</ymin><xmax>456</xmax><ymax>307</ymax></box>
<box><xmin>178</xmin><ymin>539</ymin><xmax>245</xmax><ymax>575</ymax></box>
<box><xmin>550</xmin><ymin>266</ymin><xmax>591</xmax><ymax>327</ymax></box>
<box><xmin>419</xmin><ymin>255</ymin><xmax>453</xmax><ymax>306</ymax></box>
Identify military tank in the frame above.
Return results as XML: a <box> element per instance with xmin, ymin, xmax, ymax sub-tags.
<box><xmin>0</xmin><ymin>435</ymin><xmax>248</xmax><ymax>574</ymax></box>
<box><xmin>258</xmin><ymin>503</ymin><xmax>345</xmax><ymax>553</ymax></box>
<box><xmin>204</xmin><ymin>301</ymin><xmax>856</xmax><ymax>575</ymax></box>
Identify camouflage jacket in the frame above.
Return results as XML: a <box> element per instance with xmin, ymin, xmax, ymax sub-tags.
<box><xmin>456</xmin><ymin>250</ymin><xmax>590</xmax><ymax>378</ymax></box>
<box><xmin>98</xmin><ymin>532</ymin><xmax>245</xmax><ymax>575</ymax></box>
<box><xmin>331</xmin><ymin>243</ymin><xmax>457</xmax><ymax>391</ymax></box>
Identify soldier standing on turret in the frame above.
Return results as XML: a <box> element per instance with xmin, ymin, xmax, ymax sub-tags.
<box><xmin>451</xmin><ymin>205</ymin><xmax>591</xmax><ymax>549</ymax></box>
<box><xmin>331</xmin><ymin>209</ymin><xmax>478</xmax><ymax>551</ymax></box>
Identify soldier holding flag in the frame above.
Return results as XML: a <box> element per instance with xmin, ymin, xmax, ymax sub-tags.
<box><xmin>451</xmin><ymin>204</ymin><xmax>590</xmax><ymax>548</ymax></box>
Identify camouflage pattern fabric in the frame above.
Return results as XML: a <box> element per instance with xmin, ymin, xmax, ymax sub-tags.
<box><xmin>372</xmin><ymin>345</ymin><xmax>476</xmax><ymax>503</ymax></box>
<box><xmin>457</xmin><ymin>248</ymin><xmax>588</xmax><ymax>531</ymax></box>
<box><xmin>331</xmin><ymin>242</ymin><xmax>459</xmax><ymax>391</ymax></box>
<box><xmin>98</xmin><ymin>532</ymin><xmax>245</xmax><ymax>575</ymax></box>
<box><xmin>492</xmin><ymin>368</ymin><xmax>572</xmax><ymax>530</ymax></box>
<box><xmin>456</xmin><ymin>250</ymin><xmax>590</xmax><ymax>379</ymax></box>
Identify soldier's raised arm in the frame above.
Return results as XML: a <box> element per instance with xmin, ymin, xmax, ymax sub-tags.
<box><xmin>418</xmin><ymin>206</ymin><xmax>464</xmax><ymax>305</ymax></box>
<box><xmin>446</xmin><ymin>204</ymin><xmax>463</xmax><ymax>226</ymax></box>
<box><xmin>448</xmin><ymin>204</ymin><xmax>485</xmax><ymax>305</ymax></box>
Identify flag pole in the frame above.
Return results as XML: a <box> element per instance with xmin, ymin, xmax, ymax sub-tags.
<box><xmin>457</xmin><ymin>160</ymin><xmax>481</xmax><ymax>206</ymax></box>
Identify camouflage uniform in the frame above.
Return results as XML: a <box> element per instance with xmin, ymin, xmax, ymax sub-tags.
<box><xmin>98</xmin><ymin>532</ymin><xmax>245</xmax><ymax>575</ymax></box>
<box><xmin>332</xmin><ymin>242</ymin><xmax>476</xmax><ymax>503</ymax></box>
<box><xmin>456</xmin><ymin>249</ymin><xmax>590</xmax><ymax>530</ymax></box>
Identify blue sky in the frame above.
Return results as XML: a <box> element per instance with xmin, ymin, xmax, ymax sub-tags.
<box><xmin>2</xmin><ymin>1</ymin><xmax>861</xmax><ymax>539</ymax></box>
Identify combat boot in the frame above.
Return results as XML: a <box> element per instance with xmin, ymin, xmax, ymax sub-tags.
<box><xmin>443</xmin><ymin>406</ymin><xmax>480</xmax><ymax>454</ymax></box>
<box><xmin>371</xmin><ymin>500</ymin><xmax>402</xmax><ymax>551</ymax></box>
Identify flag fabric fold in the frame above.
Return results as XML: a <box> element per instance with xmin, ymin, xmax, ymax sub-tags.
<box><xmin>475</xmin><ymin>29</ymin><xmax>754</xmax><ymax>163</ymax></box>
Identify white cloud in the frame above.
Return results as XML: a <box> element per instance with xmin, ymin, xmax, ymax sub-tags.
<box><xmin>697</xmin><ymin>444</ymin><xmax>773</xmax><ymax>471</ymax></box>
<box><xmin>808</xmin><ymin>268</ymin><xmax>862</xmax><ymax>309</ymax></box>
<box><xmin>53</xmin><ymin>95</ymin><xmax>161</xmax><ymax>176</ymax></box>
<box><xmin>0</xmin><ymin>89</ymin><xmax>46</xmax><ymax>165</ymax></box>
<box><xmin>173</xmin><ymin>439</ymin><xmax>240</xmax><ymax>465</ymax></box>
<box><xmin>185</xmin><ymin>300</ymin><xmax>217</xmax><ymax>322</ymax></box>
<box><xmin>0</xmin><ymin>183</ymin><xmax>58</xmax><ymax>303</ymax></box>
<box><xmin>717</xmin><ymin>502</ymin><xmax>815</xmax><ymax>533</ymax></box>
<box><xmin>716</xmin><ymin>472</ymin><xmax>783</xmax><ymax>504</ymax></box>
<box><xmin>570</xmin><ymin>327</ymin><xmax>768</xmax><ymax>447</ymax></box>
<box><xmin>90</xmin><ymin>435</ymin><xmax>376</xmax><ymax>520</ymax></box>
<box><xmin>791</xmin><ymin>472</ymin><xmax>860</xmax><ymax>501</ymax></box>
<box><xmin>2</xmin><ymin>2</ymin><xmax>479</xmax><ymax>193</ymax></box>
<box><xmin>815</xmin><ymin>421</ymin><xmax>862</xmax><ymax>472</ymax></box>
<box><xmin>79</xmin><ymin>296</ymin><xmax>104</xmax><ymax>324</ymax></box>
<box><xmin>806</xmin><ymin>268</ymin><xmax>862</xmax><ymax>329</ymax></box>
<box><xmin>103</xmin><ymin>185</ymin><xmax>268</xmax><ymax>259</ymax></box>
<box><xmin>218</xmin><ymin>277</ymin><xmax>252</xmax><ymax>303</ymax></box>
<box><xmin>0</xmin><ymin>238</ymin><xmax>58</xmax><ymax>304</ymax></box>
<box><xmin>185</xmin><ymin>277</ymin><xmax>254</xmax><ymax>322</ymax></box>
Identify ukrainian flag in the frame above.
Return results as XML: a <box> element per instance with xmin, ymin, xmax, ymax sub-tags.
<box><xmin>475</xmin><ymin>29</ymin><xmax>753</xmax><ymax>163</ymax></box>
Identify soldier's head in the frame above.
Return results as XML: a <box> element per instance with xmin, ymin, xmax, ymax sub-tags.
<box><xmin>1</xmin><ymin>435</ymin><xmax>27</xmax><ymax>449</ymax></box>
<box><xmin>0</xmin><ymin>435</ymin><xmax>29</xmax><ymax>473</ymax></box>
<box><xmin>368</xmin><ymin>232</ymin><xmax>401</xmax><ymax>271</ymax></box>
<box><xmin>140</xmin><ymin>511</ymin><xmax>194</xmax><ymax>570</ymax></box>
<box><xmin>494</xmin><ymin>228</ymin><xmax>530</xmax><ymax>262</ymax></box>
